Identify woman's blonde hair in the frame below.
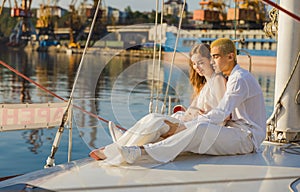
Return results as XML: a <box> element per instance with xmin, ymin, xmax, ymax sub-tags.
<box><xmin>189</xmin><ymin>43</ymin><xmax>211</xmax><ymax>99</ymax></box>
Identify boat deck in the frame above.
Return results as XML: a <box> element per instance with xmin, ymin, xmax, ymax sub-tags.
<box><xmin>0</xmin><ymin>141</ymin><xmax>299</xmax><ymax>191</ymax></box>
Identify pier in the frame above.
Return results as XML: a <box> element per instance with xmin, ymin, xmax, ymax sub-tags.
<box><xmin>55</xmin><ymin>46</ymin><xmax>158</xmax><ymax>58</ymax></box>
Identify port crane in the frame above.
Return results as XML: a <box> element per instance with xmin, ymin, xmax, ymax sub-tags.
<box><xmin>5</xmin><ymin>0</ymin><xmax>37</xmax><ymax>48</ymax></box>
<box><xmin>68</xmin><ymin>0</ymin><xmax>81</xmax><ymax>48</ymax></box>
<box><xmin>193</xmin><ymin>0</ymin><xmax>268</xmax><ymax>29</ymax></box>
<box><xmin>193</xmin><ymin>0</ymin><xmax>229</xmax><ymax>29</ymax></box>
<box><xmin>227</xmin><ymin>0</ymin><xmax>267</xmax><ymax>29</ymax></box>
<box><xmin>68</xmin><ymin>0</ymin><xmax>106</xmax><ymax>48</ymax></box>
<box><xmin>0</xmin><ymin>0</ymin><xmax>11</xmax><ymax>15</ymax></box>
<box><xmin>35</xmin><ymin>0</ymin><xmax>60</xmax><ymax>49</ymax></box>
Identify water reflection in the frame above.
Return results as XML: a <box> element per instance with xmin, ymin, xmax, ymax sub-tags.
<box><xmin>22</xmin><ymin>130</ymin><xmax>43</xmax><ymax>154</ymax></box>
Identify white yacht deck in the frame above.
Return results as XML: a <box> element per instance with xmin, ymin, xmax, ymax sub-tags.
<box><xmin>0</xmin><ymin>141</ymin><xmax>299</xmax><ymax>191</ymax></box>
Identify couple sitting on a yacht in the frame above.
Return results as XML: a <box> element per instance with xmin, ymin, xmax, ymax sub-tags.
<box><xmin>89</xmin><ymin>38</ymin><xmax>266</xmax><ymax>165</ymax></box>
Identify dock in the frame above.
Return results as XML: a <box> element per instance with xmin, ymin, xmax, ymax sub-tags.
<box><xmin>54</xmin><ymin>46</ymin><xmax>159</xmax><ymax>58</ymax></box>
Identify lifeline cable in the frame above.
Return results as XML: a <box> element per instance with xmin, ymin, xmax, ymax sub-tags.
<box><xmin>0</xmin><ymin>60</ymin><xmax>65</xmax><ymax>101</ymax></box>
<box><xmin>0</xmin><ymin>60</ymin><xmax>126</xmax><ymax>132</ymax></box>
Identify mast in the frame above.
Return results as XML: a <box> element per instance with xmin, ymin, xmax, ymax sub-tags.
<box><xmin>273</xmin><ymin>0</ymin><xmax>300</xmax><ymax>141</ymax></box>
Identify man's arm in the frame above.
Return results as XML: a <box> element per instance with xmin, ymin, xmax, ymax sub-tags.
<box><xmin>206</xmin><ymin>76</ymin><xmax>248</xmax><ymax>124</ymax></box>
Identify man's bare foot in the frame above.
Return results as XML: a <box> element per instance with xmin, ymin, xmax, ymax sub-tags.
<box><xmin>89</xmin><ymin>147</ymin><xmax>107</xmax><ymax>160</ymax></box>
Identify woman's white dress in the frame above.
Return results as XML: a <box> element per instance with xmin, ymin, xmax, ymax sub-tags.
<box><xmin>103</xmin><ymin>73</ymin><xmax>226</xmax><ymax>165</ymax></box>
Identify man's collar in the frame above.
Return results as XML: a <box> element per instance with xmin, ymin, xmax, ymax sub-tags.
<box><xmin>230</xmin><ymin>64</ymin><xmax>240</xmax><ymax>76</ymax></box>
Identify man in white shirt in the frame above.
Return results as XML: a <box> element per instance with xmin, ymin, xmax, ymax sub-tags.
<box><xmin>121</xmin><ymin>38</ymin><xmax>267</xmax><ymax>164</ymax></box>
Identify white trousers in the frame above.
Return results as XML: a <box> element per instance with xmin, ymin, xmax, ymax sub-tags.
<box><xmin>103</xmin><ymin>113</ymin><xmax>180</xmax><ymax>165</ymax></box>
<box><xmin>143</xmin><ymin>120</ymin><xmax>254</xmax><ymax>163</ymax></box>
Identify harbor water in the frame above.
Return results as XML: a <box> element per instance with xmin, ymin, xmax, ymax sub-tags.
<box><xmin>0</xmin><ymin>47</ymin><xmax>276</xmax><ymax>178</ymax></box>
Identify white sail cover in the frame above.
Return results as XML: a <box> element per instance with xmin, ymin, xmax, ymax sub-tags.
<box><xmin>0</xmin><ymin>102</ymin><xmax>68</xmax><ymax>131</ymax></box>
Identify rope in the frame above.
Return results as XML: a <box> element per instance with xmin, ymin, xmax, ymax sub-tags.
<box><xmin>263</xmin><ymin>7</ymin><xmax>278</xmax><ymax>38</ymax></box>
<box><xmin>295</xmin><ymin>90</ymin><xmax>300</xmax><ymax>105</ymax></box>
<box><xmin>149</xmin><ymin>0</ymin><xmax>159</xmax><ymax>114</ymax></box>
<box><xmin>289</xmin><ymin>175</ymin><xmax>300</xmax><ymax>192</ymax></box>
<box><xmin>281</xmin><ymin>141</ymin><xmax>300</xmax><ymax>155</ymax></box>
<box><xmin>262</xmin><ymin>0</ymin><xmax>300</xmax><ymax>22</ymax></box>
<box><xmin>267</xmin><ymin>51</ymin><xmax>300</xmax><ymax>132</ymax></box>
<box><xmin>154</xmin><ymin>0</ymin><xmax>164</xmax><ymax>113</ymax></box>
<box><xmin>160</xmin><ymin>0</ymin><xmax>186</xmax><ymax>114</ymax></box>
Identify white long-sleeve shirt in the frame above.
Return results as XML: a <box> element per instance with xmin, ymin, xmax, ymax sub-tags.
<box><xmin>185</xmin><ymin>64</ymin><xmax>266</xmax><ymax>151</ymax></box>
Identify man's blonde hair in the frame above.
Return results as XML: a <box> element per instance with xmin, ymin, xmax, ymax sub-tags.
<box><xmin>211</xmin><ymin>38</ymin><xmax>237</xmax><ymax>62</ymax></box>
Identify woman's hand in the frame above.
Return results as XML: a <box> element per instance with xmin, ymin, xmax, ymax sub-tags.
<box><xmin>161</xmin><ymin>120</ymin><xmax>187</xmax><ymax>138</ymax></box>
<box><xmin>198</xmin><ymin>109</ymin><xmax>206</xmax><ymax>114</ymax></box>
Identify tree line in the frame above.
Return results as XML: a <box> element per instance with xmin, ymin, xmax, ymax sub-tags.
<box><xmin>0</xmin><ymin>6</ymin><xmax>189</xmax><ymax>41</ymax></box>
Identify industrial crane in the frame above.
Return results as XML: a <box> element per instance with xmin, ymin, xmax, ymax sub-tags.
<box><xmin>193</xmin><ymin>0</ymin><xmax>267</xmax><ymax>29</ymax></box>
<box><xmin>68</xmin><ymin>0</ymin><xmax>81</xmax><ymax>48</ymax></box>
<box><xmin>35</xmin><ymin>0</ymin><xmax>60</xmax><ymax>49</ymax></box>
<box><xmin>227</xmin><ymin>0</ymin><xmax>267</xmax><ymax>29</ymax></box>
<box><xmin>193</xmin><ymin>0</ymin><xmax>228</xmax><ymax>29</ymax></box>
<box><xmin>68</xmin><ymin>0</ymin><xmax>106</xmax><ymax>48</ymax></box>
<box><xmin>6</xmin><ymin>0</ymin><xmax>37</xmax><ymax>48</ymax></box>
<box><xmin>0</xmin><ymin>0</ymin><xmax>11</xmax><ymax>15</ymax></box>
<box><xmin>36</xmin><ymin>0</ymin><xmax>52</xmax><ymax>29</ymax></box>
<box><xmin>239</xmin><ymin>0</ymin><xmax>267</xmax><ymax>23</ymax></box>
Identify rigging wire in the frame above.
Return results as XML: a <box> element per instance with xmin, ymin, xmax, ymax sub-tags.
<box><xmin>160</xmin><ymin>0</ymin><xmax>186</xmax><ymax>114</ymax></box>
<box><xmin>44</xmin><ymin>0</ymin><xmax>130</xmax><ymax>167</ymax></box>
<box><xmin>69</xmin><ymin>1</ymin><xmax>100</xmax><ymax>101</ymax></box>
<box><xmin>56</xmin><ymin>0</ymin><xmax>104</xmax><ymax>123</ymax></box>
<box><xmin>154</xmin><ymin>0</ymin><xmax>164</xmax><ymax>113</ymax></box>
<box><xmin>149</xmin><ymin>0</ymin><xmax>159</xmax><ymax>114</ymax></box>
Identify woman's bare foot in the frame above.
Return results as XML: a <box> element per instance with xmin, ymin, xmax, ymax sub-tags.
<box><xmin>89</xmin><ymin>147</ymin><xmax>107</xmax><ymax>160</ymax></box>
